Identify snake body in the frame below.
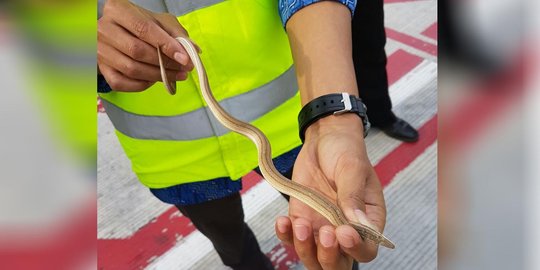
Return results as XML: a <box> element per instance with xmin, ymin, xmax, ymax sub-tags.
<box><xmin>158</xmin><ymin>37</ymin><xmax>395</xmax><ymax>249</ymax></box>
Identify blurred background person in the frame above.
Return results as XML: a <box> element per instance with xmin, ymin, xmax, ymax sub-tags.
<box><xmin>353</xmin><ymin>0</ymin><xmax>419</xmax><ymax>143</ymax></box>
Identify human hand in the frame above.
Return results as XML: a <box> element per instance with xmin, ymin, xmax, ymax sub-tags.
<box><xmin>275</xmin><ymin>113</ymin><xmax>387</xmax><ymax>269</ymax></box>
<box><xmin>98</xmin><ymin>0</ymin><xmax>195</xmax><ymax>91</ymax></box>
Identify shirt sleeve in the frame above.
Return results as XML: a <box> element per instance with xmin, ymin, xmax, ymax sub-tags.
<box><xmin>278</xmin><ymin>0</ymin><xmax>357</xmax><ymax>27</ymax></box>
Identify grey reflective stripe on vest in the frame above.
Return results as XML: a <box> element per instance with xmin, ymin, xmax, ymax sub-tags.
<box><xmin>164</xmin><ymin>0</ymin><xmax>223</xmax><ymax>16</ymax></box>
<box><xmin>102</xmin><ymin>66</ymin><xmax>298</xmax><ymax>140</ymax></box>
<box><xmin>114</xmin><ymin>0</ymin><xmax>223</xmax><ymax>16</ymax></box>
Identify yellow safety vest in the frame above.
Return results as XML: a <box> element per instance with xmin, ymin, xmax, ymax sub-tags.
<box><xmin>100</xmin><ymin>0</ymin><xmax>302</xmax><ymax>188</ymax></box>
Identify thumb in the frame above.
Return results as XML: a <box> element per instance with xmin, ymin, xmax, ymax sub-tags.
<box><xmin>335</xmin><ymin>159</ymin><xmax>369</xmax><ymax>224</ymax></box>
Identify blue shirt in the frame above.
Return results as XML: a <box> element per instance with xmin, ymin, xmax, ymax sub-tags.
<box><xmin>150</xmin><ymin>146</ymin><xmax>302</xmax><ymax>205</ymax></box>
<box><xmin>279</xmin><ymin>0</ymin><xmax>356</xmax><ymax>26</ymax></box>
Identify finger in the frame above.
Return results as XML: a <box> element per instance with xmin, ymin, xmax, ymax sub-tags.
<box><xmin>98</xmin><ymin>41</ymin><xmax>179</xmax><ymax>82</ymax></box>
<box><xmin>99</xmin><ymin>62</ymin><xmax>154</xmax><ymax>92</ymax></box>
<box><xmin>106</xmin><ymin>1</ymin><xmax>190</xmax><ymax>65</ymax></box>
<box><xmin>335</xmin><ymin>157</ymin><xmax>369</xmax><ymax>223</ymax></box>
<box><xmin>318</xmin><ymin>226</ymin><xmax>349</xmax><ymax>270</ymax></box>
<box><xmin>275</xmin><ymin>216</ymin><xmax>293</xmax><ymax>246</ymax></box>
<box><xmin>335</xmin><ymin>224</ymin><xmax>378</xmax><ymax>263</ymax></box>
<box><xmin>98</xmin><ymin>18</ymin><xmax>184</xmax><ymax>71</ymax></box>
<box><xmin>292</xmin><ymin>218</ymin><xmax>322</xmax><ymax>270</ymax></box>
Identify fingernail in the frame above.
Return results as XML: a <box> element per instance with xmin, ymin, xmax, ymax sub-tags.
<box><xmin>174</xmin><ymin>52</ymin><xmax>187</xmax><ymax>64</ymax></box>
<box><xmin>294</xmin><ymin>224</ymin><xmax>309</xmax><ymax>241</ymax></box>
<box><xmin>339</xmin><ymin>232</ymin><xmax>355</xmax><ymax>248</ymax></box>
<box><xmin>277</xmin><ymin>220</ymin><xmax>287</xmax><ymax>234</ymax></box>
<box><xmin>319</xmin><ymin>229</ymin><xmax>334</xmax><ymax>248</ymax></box>
<box><xmin>354</xmin><ymin>209</ymin><xmax>377</xmax><ymax>231</ymax></box>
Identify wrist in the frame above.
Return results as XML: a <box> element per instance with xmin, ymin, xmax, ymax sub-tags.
<box><xmin>305</xmin><ymin>113</ymin><xmax>364</xmax><ymax>141</ymax></box>
<box><xmin>298</xmin><ymin>93</ymin><xmax>370</xmax><ymax>142</ymax></box>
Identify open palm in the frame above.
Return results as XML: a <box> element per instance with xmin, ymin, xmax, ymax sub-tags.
<box><xmin>275</xmin><ymin>114</ymin><xmax>387</xmax><ymax>269</ymax></box>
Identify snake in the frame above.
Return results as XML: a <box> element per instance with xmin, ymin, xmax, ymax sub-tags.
<box><xmin>157</xmin><ymin>37</ymin><xmax>395</xmax><ymax>249</ymax></box>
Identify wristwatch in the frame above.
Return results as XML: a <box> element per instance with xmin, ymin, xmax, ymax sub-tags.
<box><xmin>297</xmin><ymin>93</ymin><xmax>370</xmax><ymax>142</ymax></box>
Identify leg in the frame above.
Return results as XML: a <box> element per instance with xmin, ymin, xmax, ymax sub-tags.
<box><xmin>352</xmin><ymin>0</ymin><xmax>395</xmax><ymax>127</ymax></box>
<box><xmin>352</xmin><ymin>0</ymin><xmax>419</xmax><ymax>142</ymax></box>
<box><xmin>176</xmin><ymin>193</ymin><xmax>273</xmax><ymax>270</ymax></box>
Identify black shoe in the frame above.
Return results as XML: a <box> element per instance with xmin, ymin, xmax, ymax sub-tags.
<box><xmin>378</xmin><ymin>118</ymin><xmax>419</xmax><ymax>142</ymax></box>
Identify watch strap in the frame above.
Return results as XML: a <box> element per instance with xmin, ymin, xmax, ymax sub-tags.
<box><xmin>297</xmin><ymin>93</ymin><xmax>370</xmax><ymax>142</ymax></box>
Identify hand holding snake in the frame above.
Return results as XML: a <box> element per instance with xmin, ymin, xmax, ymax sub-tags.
<box><xmin>159</xmin><ymin>37</ymin><xmax>394</xmax><ymax>266</ymax></box>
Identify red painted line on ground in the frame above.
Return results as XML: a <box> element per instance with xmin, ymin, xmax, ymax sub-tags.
<box><xmin>98</xmin><ymin>207</ymin><xmax>193</xmax><ymax>270</ymax></box>
<box><xmin>375</xmin><ymin>115</ymin><xmax>437</xmax><ymax>187</ymax></box>
<box><xmin>441</xmin><ymin>60</ymin><xmax>524</xmax><ymax>153</ymax></box>
<box><xmin>421</xmin><ymin>22</ymin><xmax>438</xmax><ymax>40</ymax></box>
<box><xmin>241</xmin><ymin>170</ymin><xmax>265</xmax><ymax>192</ymax></box>
<box><xmin>98</xmin><ymin>97</ymin><xmax>105</xmax><ymax>113</ymax></box>
<box><xmin>267</xmin><ymin>114</ymin><xmax>438</xmax><ymax>267</ymax></box>
<box><xmin>387</xmin><ymin>49</ymin><xmax>424</xmax><ymax>85</ymax></box>
<box><xmin>267</xmin><ymin>243</ymin><xmax>299</xmax><ymax>270</ymax></box>
<box><xmin>0</xmin><ymin>201</ymin><xmax>96</xmax><ymax>270</ymax></box>
<box><xmin>98</xmin><ymin>172</ymin><xmax>264</xmax><ymax>269</ymax></box>
<box><xmin>97</xmin><ymin>49</ymin><xmax>429</xmax><ymax>269</ymax></box>
<box><xmin>386</xmin><ymin>27</ymin><xmax>437</xmax><ymax>56</ymax></box>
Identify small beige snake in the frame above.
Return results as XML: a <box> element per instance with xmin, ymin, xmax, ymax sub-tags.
<box><xmin>158</xmin><ymin>37</ymin><xmax>395</xmax><ymax>249</ymax></box>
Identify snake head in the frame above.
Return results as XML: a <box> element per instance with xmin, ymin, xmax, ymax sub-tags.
<box><xmin>349</xmin><ymin>221</ymin><xmax>396</xmax><ymax>249</ymax></box>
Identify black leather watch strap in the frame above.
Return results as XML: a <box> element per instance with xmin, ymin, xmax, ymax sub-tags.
<box><xmin>298</xmin><ymin>93</ymin><xmax>370</xmax><ymax>142</ymax></box>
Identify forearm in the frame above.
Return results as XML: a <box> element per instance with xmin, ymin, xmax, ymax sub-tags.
<box><xmin>286</xmin><ymin>1</ymin><xmax>362</xmax><ymax>138</ymax></box>
<box><xmin>286</xmin><ymin>1</ymin><xmax>358</xmax><ymax>105</ymax></box>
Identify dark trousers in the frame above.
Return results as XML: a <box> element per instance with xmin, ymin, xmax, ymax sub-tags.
<box><xmin>176</xmin><ymin>192</ymin><xmax>273</xmax><ymax>270</ymax></box>
<box><xmin>352</xmin><ymin>0</ymin><xmax>396</xmax><ymax>127</ymax></box>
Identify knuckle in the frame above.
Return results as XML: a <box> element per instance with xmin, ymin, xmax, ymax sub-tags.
<box><xmin>97</xmin><ymin>46</ymin><xmax>110</xmax><ymax>65</ymax></box>
<box><xmin>122</xmin><ymin>61</ymin><xmax>139</xmax><ymax>78</ymax></box>
<box><xmin>103</xmin><ymin>0</ymin><xmax>121</xmax><ymax>15</ymax></box>
<box><xmin>161</xmin><ymin>42</ymin><xmax>174</xmax><ymax>56</ymax></box>
<box><xmin>127</xmin><ymin>41</ymin><xmax>144</xmax><ymax>59</ymax></box>
<box><xmin>132</xmin><ymin>19</ymin><xmax>150</xmax><ymax>38</ymax></box>
<box><xmin>106</xmin><ymin>76</ymin><xmax>122</xmax><ymax>90</ymax></box>
<box><xmin>97</xmin><ymin>22</ymin><xmax>108</xmax><ymax>43</ymax></box>
<box><xmin>97</xmin><ymin>17</ymin><xmax>113</xmax><ymax>37</ymax></box>
<box><xmin>97</xmin><ymin>19</ymin><xmax>105</xmax><ymax>32</ymax></box>
<box><xmin>96</xmin><ymin>45</ymin><xmax>105</xmax><ymax>60</ymax></box>
<box><xmin>102</xmin><ymin>1</ymin><xmax>113</xmax><ymax>15</ymax></box>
